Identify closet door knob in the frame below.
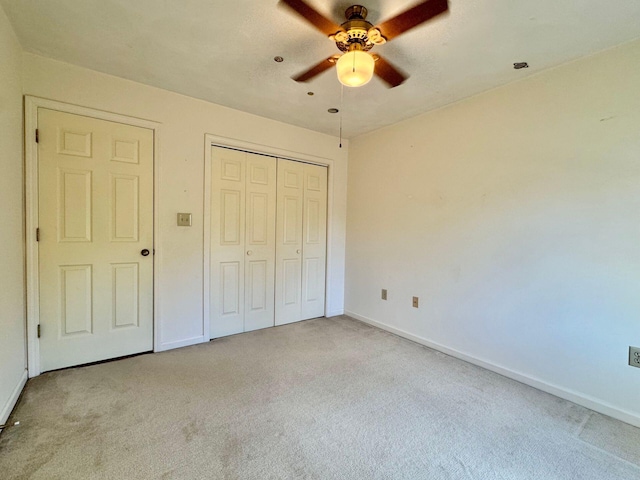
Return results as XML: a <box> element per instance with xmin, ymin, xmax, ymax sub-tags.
<box><xmin>247</xmin><ymin>250</ymin><xmax>253</xmax><ymax>256</ymax></box>
<box><xmin>141</xmin><ymin>249</ymin><xmax>150</xmax><ymax>257</ymax></box>
<box><xmin>296</xmin><ymin>249</ymin><xmax>301</xmax><ymax>254</ymax></box>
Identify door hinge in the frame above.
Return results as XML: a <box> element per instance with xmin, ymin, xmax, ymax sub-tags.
<box><xmin>36</xmin><ymin>228</ymin><xmax>40</xmax><ymax>242</ymax></box>
<box><xmin>35</xmin><ymin>129</ymin><xmax>39</xmax><ymax>143</ymax></box>
<box><xmin>37</xmin><ymin>324</ymin><xmax>41</xmax><ymax>338</ymax></box>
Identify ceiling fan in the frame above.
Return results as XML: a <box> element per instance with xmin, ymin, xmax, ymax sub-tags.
<box><xmin>280</xmin><ymin>0</ymin><xmax>449</xmax><ymax>88</ymax></box>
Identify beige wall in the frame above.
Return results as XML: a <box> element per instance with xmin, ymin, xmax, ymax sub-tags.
<box><xmin>346</xmin><ymin>39</ymin><xmax>640</xmax><ymax>426</ymax></box>
<box><xmin>0</xmin><ymin>6</ymin><xmax>27</xmax><ymax>423</ymax></box>
<box><xmin>22</xmin><ymin>52</ymin><xmax>348</xmax><ymax>352</ymax></box>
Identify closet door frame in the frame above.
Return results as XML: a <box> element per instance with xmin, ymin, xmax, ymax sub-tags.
<box><xmin>203</xmin><ymin>135</ymin><xmax>335</xmax><ymax>340</ymax></box>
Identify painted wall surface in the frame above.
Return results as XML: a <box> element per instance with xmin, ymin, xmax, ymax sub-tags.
<box><xmin>346</xmin><ymin>39</ymin><xmax>640</xmax><ymax>425</ymax></box>
<box><xmin>0</xmin><ymin>5</ymin><xmax>27</xmax><ymax>423</ymax></box>
<box><xmin>22</xmin><ymin>53</ymin><xmax>347</xmax><ymax>351</ymax></box>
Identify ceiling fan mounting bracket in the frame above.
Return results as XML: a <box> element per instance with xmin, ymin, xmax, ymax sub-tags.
<box><xmin>345</xmin><ymin>5</ymin><xmax>368</xmax><ymax>21</ymax></box>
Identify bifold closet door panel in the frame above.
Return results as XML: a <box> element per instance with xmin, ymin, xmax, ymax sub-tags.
<box><xmin>275</xmin><ymin>159</ymin><xmax>305</xmax><ymax>326</ymax></box>
<box><xmin>301</xmin><ymin>164</ymin><xmax>328</xmax><ymax>320</ymax></box>
<box><xmin>211</xmin><ymin>147</ymin><xmax>247</xmax><ymax>338</ymax></box>
<box><xmin>244</xmin><ymin>155</ymin><xmax>277</xmax><ymax>332</ymax></box>
<box><xmin>275</xmin><ymin>160</ymin><xmax>328</xmax><ymax>325</ymax></box>
<box><xmin>210</xmin><ymin>147</ymin><xmax>277</xmax><ymax>337</ymax></box>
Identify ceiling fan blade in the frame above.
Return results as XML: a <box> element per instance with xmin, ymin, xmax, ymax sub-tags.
<box><xmin>376</xmin><ymin>0</ymin><xmax>448</xmax><ymax>41</ymax></box>
<box><xmin>374</xmin><ymin>56</ymin><xmax>408</xmax><ymax>88</ymax></box>
<box><xmin>293</xmin><ymin>57</ymin><xmax>336</xmax><ymax>82</ymax></box>
<box><xmin>279</xmin><ymin>0</ymin><xmax>343</xmax><ymax>36</ymax></box>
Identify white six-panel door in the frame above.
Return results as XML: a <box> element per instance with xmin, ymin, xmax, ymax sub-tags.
<box><xmin>38</xmin><ymin>109</ymin><xmax>154</xmax><ymax>372</ymax></box>
<box><xmin>275</xmin><ymin>159</ymin><xmax>328</xmax><ymax>325</ymax></box>
<box><xmin>210</xmin><ymin>147</ymin><xmax>276</xmax><ymax>338</ymax></box>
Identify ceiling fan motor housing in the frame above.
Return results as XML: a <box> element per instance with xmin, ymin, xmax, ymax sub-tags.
<box><xmin>332</xmin><ymin>4</ymin><xmax>386</xmax><ymax>52</ymax></box>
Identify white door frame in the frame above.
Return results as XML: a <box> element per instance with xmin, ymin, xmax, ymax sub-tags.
<box><xmin>203</xmin><ymin>134</ymin><xmax>335</xmax><ymax>340</ymax></box>
<box><xmin>24</xmin><ymin>96</ymin><xmax>161</xmax><ymax>377</ymax></box>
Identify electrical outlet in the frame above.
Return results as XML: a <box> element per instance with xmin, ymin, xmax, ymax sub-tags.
<box><xmin>412</xmin><ymin>296</ymin><xmax>419</xmax><ymax>308</ymax></box>
<box><xmin>177</xmin><ymin>213</ymin><xmax>192</xmax><ymax>227</ymax></box>
<box><xmin>629</xmin><ymin>346</ymin><xmax>640</xmax><ymax>368</ymax></box>
<box><xmin>381</xmin><ymin>289</ymin><xmax>387</xmax><ymax>300</ymax></box>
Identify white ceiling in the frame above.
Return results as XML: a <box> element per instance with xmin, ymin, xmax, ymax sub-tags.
<box><xmin>3</xmin><ymin>0</ymin><xmax>640</xmax><ymax>138</ymax></box>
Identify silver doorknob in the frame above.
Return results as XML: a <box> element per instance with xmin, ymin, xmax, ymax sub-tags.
<box><xmin>247</xmin><ymin>250</ymin><xmax>253</xmax><ymax>256</ymax></box>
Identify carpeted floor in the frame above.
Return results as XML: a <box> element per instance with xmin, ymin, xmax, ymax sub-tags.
<box><xmin>1</xmin><ymin>316</ymin><xmax>639</xmax><ymax>479</ymax></box>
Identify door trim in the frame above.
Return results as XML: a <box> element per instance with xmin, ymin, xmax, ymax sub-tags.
<box><xmin>203</xmin><ymin>134</ymin><xmax>335</xmax><ymax>340</ymax></box>
<box><xmin>24</xmin><ymin>96</ymin><xmax>161</xmax><ymax>377</ymax></box>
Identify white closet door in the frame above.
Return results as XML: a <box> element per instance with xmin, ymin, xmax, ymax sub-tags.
<box><xmin>210</xmin><ymin>146</ymin><xmax>276</xmax><ymax>338</ymax></box>
<box><xmin>301</xmin><ymin>164</ymin><xmax>328</xmax><ymax>320</ymax></box>
<box><xmin>275</xmin><ymin>160</ymin><xmax>327</xmax><ymax>325</ymax></box>
<box><xmin>211</xmin><ymin>147</ymin><xmax>246</xmax><ymax>337</ymax></box>
<box><xmin>275</xmin><ymin>159</ymin><xmax>305</xmax><ymax>325</ymax></box>
<box><xmin>244</xmin><ymin>154</ymin><xmax>277</xmax><ymax>331</ymax></box>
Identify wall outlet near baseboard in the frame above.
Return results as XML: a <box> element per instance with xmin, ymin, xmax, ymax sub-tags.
<box><xmin>412</xmin><ymin>296</ymin><xmax>419</xmax><ymax>308</ymax></box>
<box><xmin>381</xmin><ymin>289</ymin><xmax>387</xmax><ymax>300</ymax></box>
<box><xmin>629</xmin><ymin>346</ymin><xmax>640</xmax><ymax>368</ymax></box>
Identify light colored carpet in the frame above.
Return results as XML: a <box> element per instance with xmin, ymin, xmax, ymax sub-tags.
<box><xmin>1</xmin><ymin>316</ymin><xmax>639</xmax><ymax>479</ymax></box>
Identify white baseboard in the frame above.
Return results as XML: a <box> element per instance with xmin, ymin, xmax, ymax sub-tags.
<box><xmin>155</xmin><ymin>335</ymin><xmax>207</xmax><ymax>352</ymax></box>
<box><xmin>346</xmin><ymin>310</ymin><xmax>640</xmax><ymax>428</ymax></box>
<box><xmin>1</xmin><ymin>369</ymin><xmax>28</xmax><ymax>426</ymax></box>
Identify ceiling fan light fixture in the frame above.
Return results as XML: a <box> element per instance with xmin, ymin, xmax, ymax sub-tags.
<box><xmin>336</xmin><ymin>49</ymin><xmax>375</xmax><ymax>87</ymax></box>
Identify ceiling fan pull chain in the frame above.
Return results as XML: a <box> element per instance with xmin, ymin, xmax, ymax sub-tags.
<box><xmin>339</xmin><ymin>84</ymin><xmax>344</xmax><ymax>148</ymax></box>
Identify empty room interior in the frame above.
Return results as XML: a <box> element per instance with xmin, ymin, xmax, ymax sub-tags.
<box><xmin>1</xmin><ymin>0</ymin><xmax>640</xmax><ymax>478</ymax></box>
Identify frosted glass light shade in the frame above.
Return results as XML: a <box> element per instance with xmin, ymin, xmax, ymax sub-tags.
<box><xmin>336</xmin><ymin>50</ymin><xmax>375</xmax><ymax>87</ymax></box>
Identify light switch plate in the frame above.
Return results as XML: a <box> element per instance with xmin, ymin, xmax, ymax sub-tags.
<box><xmin>381</xmin><ymin>289</ymin><xmax>387</xmax><ymax>300</ymax></box>
<box><xmin>412</xmin><ymin>296</ymin><xmax>419</xmax><ymax>308</ymax></box>
<box><xmin>177</xmin><ymin>213</ymin><xmax>192</xmax><ymax>227</ymax></box>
